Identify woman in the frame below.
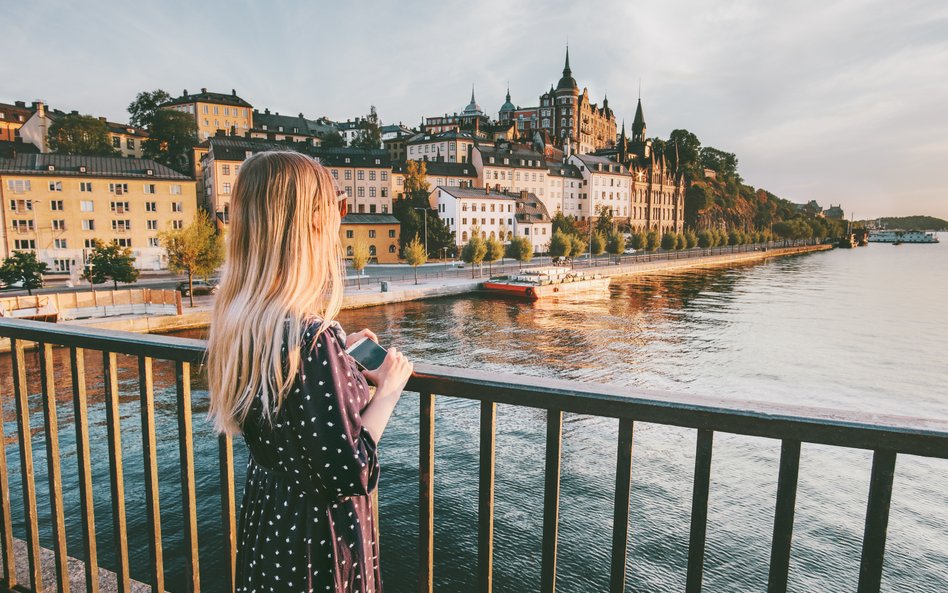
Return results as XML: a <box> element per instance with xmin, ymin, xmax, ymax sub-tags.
<box><xmin>207</xmin><ymin>151</ymin><xmax>413</xmax><ymax>592</ymax></box>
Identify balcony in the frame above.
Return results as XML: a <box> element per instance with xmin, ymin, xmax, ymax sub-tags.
<box><xmin>0</xmin><ymin>318</ymin><xmax>945</xmax><ymax>593</ymax></box>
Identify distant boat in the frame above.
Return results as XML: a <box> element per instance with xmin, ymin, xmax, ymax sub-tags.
<box><xmin>867</xmin><ymin>230</ymin><xmax>939</xmax><ymax>244</ymax></box>
<box><xmin>837</xmin><ymin>234</ymin><xmax>857</xmax><ymax>248</ymax></box>
<box><xmin>484</xmin><ymin>267</ymin><xmax>610</xmax><ymax>300</ymax></box>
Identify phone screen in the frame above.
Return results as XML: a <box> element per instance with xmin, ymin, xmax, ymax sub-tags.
<box><xmin>346</xmin><ymin>338</ymin><xmax>388</xmax><ymax>371</ymax></box>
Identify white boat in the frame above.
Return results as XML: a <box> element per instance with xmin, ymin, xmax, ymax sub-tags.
<box><xmin>867</xmin><ymin>230</ymin><xmax>940</xmax><ymax>244</ymax></box>
<box><xmin>483</xmin><ymin>267</ymin><xmax>610</xmax><ymax>299</ymax></box>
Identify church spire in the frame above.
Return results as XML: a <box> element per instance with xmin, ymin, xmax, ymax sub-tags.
<box><xmin>506</xmin><ymin>84</ymin><xmax>511</xmax><ymax>102</ymax></box>
<box><xmin>564</xmin><ymin>45</ymin><xmax>571</xmax><ymax>76</ymax></box>
<box><xmin>471</xmin><ymin>84</ymin><xmax>476</xmax><ymax>104</ymax></box>
<box><xmin>632</xmin><ymin>97</ymin><xmax>646</xmax><ymax>143</ymax></box>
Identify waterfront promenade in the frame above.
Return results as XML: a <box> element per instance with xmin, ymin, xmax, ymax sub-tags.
<box><xmin>2</xmin><ymin>243</ymin><xmax>830</xmax><ymax>341</ymax></box>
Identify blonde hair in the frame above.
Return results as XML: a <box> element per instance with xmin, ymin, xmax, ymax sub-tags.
<box><xmin>206</xmin><ymin>151</ymin><xmax>344</xmax><ymax>435</ymax></box>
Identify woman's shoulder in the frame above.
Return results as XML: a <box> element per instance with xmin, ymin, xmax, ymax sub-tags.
<box><xmin>299</xmin><ymin>315</ymin><xmax>346</xmax><ymax>350</ymax></box>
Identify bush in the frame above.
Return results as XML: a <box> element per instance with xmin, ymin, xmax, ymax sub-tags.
<box><xmin>661</xmin><ymin>232</ymin><xmax>677</xmax><ymax>251</ymax></box>
<box><xmin>646</xmin><ymin>230</ymin><xmax>661</xmax><ymax>251</ymax></box>
<box><xmin>685</xmin><ymin>230</ymin><xmax>698</xmax><ymax>248</ymax></box>
<box><xmin>697</xmin><ymin>230</ymin><xmax>713</xmax><ymax>248</ymax></box>
<box><xmin>590</xmin><ymin>231</ymin><xmax>606</xmax><ymax>256</ymax></box>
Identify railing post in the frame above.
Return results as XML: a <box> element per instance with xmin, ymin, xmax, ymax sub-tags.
<box><xmin>610</xmin><ymin>419</ymin><xmax>635</xmax><ymax>593</ymax></box>
<box><xmin>419</xmin><ymin>392</ymin><xmax>435</xmax><ymax>593</ymax></box>
<box><xmin>70</xmin><ymin>347</ymin><xmax>99</xmax><ymax>593</ymax></box>
<box><xmin>138</xmin><ymin>356</ymin><xmax>165</xmax><ymax>593</ymax></box>
<box><xmin>0</xmin><ymin>357</ymin><xmax>16</xmax><ymax>589</ymax></box>
<box><xmin>103</xmin><ymin>351</ymin><xmax>131</xmax><ymax>593</ymax></box>
<box><xmin>176</xmin><ymin>361</ymin><xmax>201</xmax><ymax>593</ymax></box>
<box><xmin>767</xmin><ymin>440</ymin><xmax>801</xmax><ymax>593</ymax></box>
<box><xmin>686</xmin><ymin>429</ymin><xmax>714</xmax><ymax>593</ymax></box>
<box><xmin>39</xmin><ymin>343</ymin><xmax>70</xmax><ymax>593</ymax></box>
<box><xmin>11</xmin><ymin>338</ymin><xmax>43</xmax><ymax>591</ymax></box>
<box><xmin>540</xmin><ymin>410</ymin><xmax>563</xmax><ymax>593</ymax></box>
<box><xmin>219</xmin><ymin>434</ymin><xmax>237</xmax><ymax>592</ymax></box>
<box><xmin>478</xmin><ymin>401</ymin><xmax>496</xmax><ymax>593</ymax></box>
<box><xmin>857</xmin><ymin>451</ymin><xmax>897</xmax><ymax>593</ymax></box>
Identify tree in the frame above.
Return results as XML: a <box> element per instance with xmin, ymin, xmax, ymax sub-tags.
<box><xmin>629</xmin><ymin>231</ymin><xmax>647</xmax><ymax>250</ymax></box>
<box><xmin>551</xmin><ymin>211</ymin><xmax>581</xmax><ymax>237</ymax></box>
<box><xmin>661</xmin><ymin>232</ymin><xmax>677</xmax><ymax>251</ymax></box>
<box><xmin>590</xmin><ymin>231</ymin><xmax>606</xmax><ymax>256</ymax></box>
<box><xmin>505</xmin><ymin>236</ymin><xmax>533</xmax><ymax>268</ymax></box>
<box><xmin>772</xmin><ymin>221</ymin><xmax>794</xmax><ymax>246</ymax></box>
<box><xmin>49</xmin><ymin>114</ymin><xmax>116</xmax><ymax>156</ymax></box>
<box><xmin>127</xmin><ymin>89</ymin><xmax>172</xmax><ymax>128</ymax></box>
<box><xmin>549</xmin><ymin>230</ymin><xmax>572</xmax><ymax>259</ymax></box>
<box><xmin>700</xmin><ymin>147</ymin><xmax>740</xmax><ymax>181</ymax></box>
<box><xmin>352</xmin><ymin>106</ymin><xmax>382</xmax><ymax>149</ymax></box>
<box><xmin>402</xmin><ymin>160</ymin><xmax>430</xmax><ymax>197</ymax></box>
<box><xmin>159</xmin><ymin>212</ymin><xmax>224</xmax><ymax>307</ymax></box>
<box><xmin>350</xmin><ymin>239</ymin><xmax>371</xmax><ymax>289</ymax></box>
<box><xmin>685</xmin><ymin>230</ymin><xmax>698</xmax><ymax>249</ymax></box>
<box><xmin>484</xmin><ymin>236</ymin><xmax>504</xmax><ymax>276</ymax></box>
<box><xmin>460</xmin><ymin>231</ymin><xmax>487</xmax><ymax>278</ymax></box>
<box><xmin>606</xmin><ymin>230</ymin><xmax>625</xmax><ymax>262</ymax></box>
<box><xmin>320</xmin><ymin>131</ymin><xmax>345</xmax><ymax>148</ymax></box>
<box><xmin>83</xmin><ymin>239</ymin><xmax>140</xmax><ymax>289</ymax></box>
<box><xmin>594</xmin><ymin>204</ymin><xmax>614</xmax><ymax>236</ymax></box>
<box><xmin>646</xmin><ymin>230</ymin><xmax>661</xmax><ymax>251</ymax></box>
<box><xmin>0</xmin><ymin>251</ymin><xmax>47</xmax><ymax>295</ymax></box>
<box><xmin>569</xmin><ymin>235</ymin><xmax>587</xmax><ymax>258</ymax></box>
<box><xmin>668</xmin><ymin>129</ymin><xmax>702</xmax><ymax>177</ymax></box>
<box><xmin>143</xmin><ymin>109</ymin><xmax>198</xmax><ymax>174</ymax></box>
<box><xmin>402</xmin><ymin>234</ymin><xmax>427</xmax><ymax>285</ymax></box>
<box><xmin>697</xmin><ymin>230</ymin><xmax>713</xmax><ymax>248</ymax></box>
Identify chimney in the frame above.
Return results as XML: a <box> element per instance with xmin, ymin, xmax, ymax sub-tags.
<box><xmin>71</xmin><ymin>110</ymin><xmax>79</xmax><ymax>116</ymax></box>
<box><xmin>299</xmin><ymin>112</ymin><xmax>304</xmax><ymax>118</ymax></box>
<box><xmin>99</xmin><ymin>116</ymin><xmax>107</xmax><ymax>122</ymax></box>
<box><xmin>520</xmin><ymin>190</ymin><xmax>528</xmax><ymax>200</ymax></box>
<box><xmin>485</xmin><ymin>185</ymin><xmax>489</xmax><ymax>195</ymax></box>
<box><xmin>264</xmin><ymin>108</ymin><xmax>270</xmax><ymax>115</ymax></box>
<box><xmin>183</xmin><ymin>89</ymin><xmax>188</xmax><ymax>97</ymax></box>
<box><xmin>15</xmin><ymin>101</ymin><xmax>25</xmax><ymax>108</ymax></box>
<box><xmin>232</xmin><ymin>89</ymin><xmax>237</xmax><ymax>96</ymax></box>
<box><xmin>201</xmin><ymin>87</ymin><xmax>207</xmax><ymax>93</ymax></box>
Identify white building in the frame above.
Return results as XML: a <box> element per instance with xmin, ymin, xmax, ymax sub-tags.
<box><xmin>428</xmin><ymin>186</ymin><xmax>517</xmax><ymax>247</ymax></box>
<box><xmin>567</xmin><ymin>154</ymin><xmax>631</xmax><ymax>220</ymax></box>
<box><xmin>472</xmin><ymin>146</ymin><xmax>549</xmax><ymax>205</ymax></box>
<box><xmin>406</xmin><ymin>130</ymin><xmax>483</xmax><ymax>163</ymax></box>
<box><xmin>545</xmin><ymin>162</ymin><xmax>585</xmax><ymax>219</ymax></box>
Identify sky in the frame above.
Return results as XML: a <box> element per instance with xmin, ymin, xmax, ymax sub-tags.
<box><xmin>4</xmin><ymin>0</ymin><xmax>947</xmax><ymax>219</ymax></box>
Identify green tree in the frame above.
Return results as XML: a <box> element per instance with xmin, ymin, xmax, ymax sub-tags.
<box><xmin>590</xmin><ymin>231</ymin><xmax>606</xmax><ymax>256</ymax></box>
<box><xmin>646</xmin><ymin>230</ymin><xmax>661</xmax><ymax>251</ymax></box>
<box><xmin>49</xmin><ymin>114</ymin><xmax>116</xmax><ymax>156</ymax></box>
<box><xmin>349</xmin><ymin>238</ymin><xmax>371</xmax><ymax>289</ymax></box>
<box><xmin>402</xmin><ymin>233</ymin><xmax>427</xmax><ymax>285</ymax></box>
<box><xmin>551</xmin><ymin>211</ymin><xmax>581</xmax><ymax>237</ymax></box>
<box><xmin>127</xmin><ymin>89</ymin><xmax>172</xmax><ymax>128</ymax></box>
<box><xmin>661</xmin><ymin>232</ymin><xmax>677</xmax><ymax>251</ymax></box>
<box><xmin>159</xmin><ymin>212</ymin><xmax>224</xmax><ymax>307</ymax></box>
<box><xmin>83</xmin><ymin>239</ymin><xmax>140</xmax><ymax>289</ymax></box>
<box><xmin>505</xmin><ymin>236</ymin><xmax>534</xmax><ymax>269</ymax></box>
<box><xmin>594</xmin><ymin>204</ymin><xmax>614</xmax><ymax>236</ymax></box>
<box><xmin>697</xmin><ymin>230</ymin><xmax>713</xmax><ymax>248</ymax></box>
<box><xmin>685</xmin><ymin>230</ymin><xmax>698</xmax><ymax>248</ymax></box>
<box><xmin>320</xmin><ymin>131</ymin><xmax>345</xmax><ymax>148</ymax></box>
<box><xmin>0</xmin><ymin>251</ymin><xmax>47</xmax><ymax>295</ymax></box>
<box><xmin>484</xmin><ymin>236</ymin><xmax>504</xmax><ymax>275</ymax></box>
<box><xmin>143</xmin><ymin>109</ymin><xmax>198</xmax><ymax>174</ymax></box>
<box><xmin>606</xmin><ymin>230</ymin><xmax>625</xmax><ymax>262</ymax></box>
<box><xmin>352</xmin><ymin>106</ymin><xmax>382</xmax><ymax>149</ymax></box>
<box><xmin>569</xmin><ymin>234</ymin><xmax>587</xmax><ymax>259</ymax></box>
<box><xmin>629</xmin><ymin>231</ymin><xmax>647</xmax><ymax>250</ymax></box>
<box><xmin>772</xmin><ymin>221</ymin><xmax>794</xmax><ymax>246</ymax></box>
<box><xmin>700</xmin><ymin>147</ymin><xmax>740</xmax><ymax>181</ymax></box>
<box><xmin>549</xmin><ymin>230</ymin><xmax>572</xmax><ymax>259</ymax></box>
<box><xmin>402</xmin><ymin>160</ymin><xmax>430</xmax><ymax>196</ymax></box>
<box><xmin>668</xmin><ymin>129</ymin><xmax>702</xmax><ymax>177</ymax></box>
<box><xmin>460</xmin><ymin>230</ymin><xmax>487</xmax><ymax>278</ymax></box>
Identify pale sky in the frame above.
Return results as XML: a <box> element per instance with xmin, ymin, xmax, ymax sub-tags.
<box><xmin>4</xmin><ymin>0</ymin><xmax>947</xmax><ymax>219</ymax></box>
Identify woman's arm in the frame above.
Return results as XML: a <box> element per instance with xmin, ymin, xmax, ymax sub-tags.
<box><xmin>359</xmin><ymin>348</ymin><xmax>413</xmax><ymax>443</ymax></box>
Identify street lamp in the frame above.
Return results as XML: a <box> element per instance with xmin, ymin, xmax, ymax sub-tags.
<box><xmin>413</xmin><ymin>207</ymin><xmax>428</xmax><ymax>255</ymax></box>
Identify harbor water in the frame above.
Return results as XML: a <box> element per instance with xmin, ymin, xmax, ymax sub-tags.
<box><xmin>2</xmin><ymin>238</ymin><xmax>946</xmax><ymax>592</ymax></box>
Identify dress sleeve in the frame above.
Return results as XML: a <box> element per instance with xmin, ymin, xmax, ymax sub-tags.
<box><xmin>288</xmin><ymin>325</ymin><xmax>380</xmax><ymax>500</ymax></box>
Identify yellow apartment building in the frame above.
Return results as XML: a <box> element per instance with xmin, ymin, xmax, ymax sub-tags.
<box><xmin>163</xmin><ymin>88</ymin><xmax>253</xmax><ymax>141</ymax></box>
<box><xmin>0</xmin><ymin>154</ymin><xmax>196</xmax><ymax>273</ymax></box>
<box><xmin>340</xmin><ymin>214</ymin><xmax>400</xmax><ymax>264</ymax></box>
<box><xmin>315</xmin><ymin>148</ymin><xmax>393</xmax><ymax>215</ymax></box>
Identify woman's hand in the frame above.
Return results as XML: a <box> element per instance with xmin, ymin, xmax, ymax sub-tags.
<box><xmin>345</xmin><ymin>328</ymin><xmax>378</xmax><ymax>349</ymax></box>
<box><xmin>362</xmin><ymin>347</ymin><xmax>413</xmax><ymax>396</ymax></box>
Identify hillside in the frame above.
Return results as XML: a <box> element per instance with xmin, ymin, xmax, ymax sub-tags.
<box><xmin>877</xmin><ymin>216</ymin><xmax>948</xmax><ymax>231</ymax></box>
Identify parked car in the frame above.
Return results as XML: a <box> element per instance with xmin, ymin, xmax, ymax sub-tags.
<box><xmin>177</xmin><ymin>279</ymin><xmax>218</xmax><ymax>296</ymax></box>
<box><xmin>623</xmin><ymin>248</ymin><xmax>638</xmax><ymax>255</ymax></box>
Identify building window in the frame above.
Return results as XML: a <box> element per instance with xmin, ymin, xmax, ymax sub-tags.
<box><xmin>109</xmin><ymin>183</ymin><xmax>128</xmax><ymax>195</ymax></box>
<box><xmin>357</xmin><ymin>171</ymin><xmax>365</xmax><ymax>181</ymax></box>
<box><xmin>331</xmin><ymin>169</ymin><xmax>338</xmax><ymax>179</ymax></box>
<box><xmin>381</xmin><ymin>171</ymin><xmax>388</xmax><ymax>181</ymax></box>
<box><xmin>111</xmin><ymin>219</ymin><xmax>132</xmax><ymax>231</ymax></box>
<box><xmin>52</xmin><ymin>219</ymin><xmax>66</xmax><ymax>231</ymax></box>
<box><xmin>173</xmin><ymin>220</ymin><xmax>184</xmax><ymax>229</ymax></box>
<box><xmin>82</xmin><ymin>220</ymin><xmax>95</xmax><ymax>231</ymax></box>
<box><xmin>172</xmin><ymin>202</ymin><xmax>184</xmax><ymax>212</ymax></box>
<box><xmin>147</xmin><ymin>220</ymin><xmax>158</xmax><ymax>230</ymax></box>
<box><xmin>146</xmin><ymin>201</ymin><xmax>157</xmax><ymax>212</ymax></box>
<box><xmin>389</xmin><ymin>229</ymin><xmax>396</xmax><ymax>238</ymax></box>
<box><xmin>148</xmin><ymin>237</ymin><xmax>160</xmax><ymax>247</ymax></box>
<box><xmin>80</xmin><ymin>182</ymin><xmax>92</xmax><ymax>192</ymax></box>
<box><xmin>357</xmin><ymin>187</ymin><xmax>365</xmax><ymax>198</ymax></box>
<box><xmin>369</xmin><ymin>245</ymin><xmax>377</xmax><ymax>256</ymax></box>
<box><xmin>7</xmin><ymin>179</ymin><xmax>30</xmax><ymax>194</ymax></box>
<box><xmin>54</xmin><ymin>238</ymin><xmax>67</xmax><ymax>249</ymax></box>
<box><xmin>222</xmin><ymin>183</ymin><xmax>232</xmax><ymax>194</ymax></box>
<box><xmin>49</xmin><ymin>181</ymin><xmax>62</xmax><ymax>192</ymax></box>
<box><xmin>370</xmin><ymin>205</ymin><xmax>377</xmax><ymax>213</ymax></box>
<box><xmin>344</xmin><ymin>170</ymin><xmax>352</xmax><ymax>180</ymax></box>
<box><xmin>170</xmin><ymin>184</ymin><xmax>182</xmax><ymax>195</ymax></box>
<box><xmin>369</xmin><ymin>187</ymin><xmax>377</xmax><ymax>198</ymax></box>
<box><xmin>80</xmin><ymin>200</ymin><xmax>93</xmax><ymax>212</ymax></box>
<box><xmin>50</xmin><ymin>200</ymin><xmax>64</xmax><ymax>210</ymax></box>
<box><xmin>346</xmin><ymin>245</ymin><xmax>353</xmax><ymax>257</ymax></box>
<box><xmin>144</xmin><ymin>184</ymin><xmax>156</xmax><ymax>194</ymax></box>
<box><xmin>346</xmin><ymin>230</ymin><xmax>354</xmax><ymax>238</ymax></box>
<box><xmin>110</xmin><ymin>201</ymin><xmax>130</xmax><ymax>213</ymax></box>
<box><xmin>368</xmin><ymin>230</ymin><xmax>376</xmax><ymax>238</ymax></box>
<box><xmin>112</xmin><ymin>137</ymin><xmax>121</xmax><ymax>148</ymax></box>
<box><xmin>127</xmin><ymin>138</ymin><xmax>135</xmax><ymax>149</ymax></box>
<box><xmin>14</xmin><ymin>239</ymin><xmax>36</xmax><ymax>249</ymax></box>
<box><xmin>389</xmin><ymin>244</ymin><xmax>396</xmax><ymax>253</ymax></box>
<box><xmin>115</xmin><ymin>238</ymin><xmax>132</xmax><ymax>247</ymax></box>
<box><xmin>369</xmin><ymin>171</ymin><xmax>376</xmax><ymax>181</ymax></box>
<box><xmin>222</xmin><ymin>164</ymin><xmax>231</xmax><ymax>175</ymax></box>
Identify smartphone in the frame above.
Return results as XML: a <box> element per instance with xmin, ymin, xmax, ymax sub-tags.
<box><xmin>345</xmin><ymin>337</ymin><xmax>388</xmax><ymax>371</ymax></box>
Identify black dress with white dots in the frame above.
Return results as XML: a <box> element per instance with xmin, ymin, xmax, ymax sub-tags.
<box><xmin>236</xmin><ymin>320</ymin><xmax>382</xmax><ymax>593</ymax></box>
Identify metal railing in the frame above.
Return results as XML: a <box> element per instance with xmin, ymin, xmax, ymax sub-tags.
<box><xmin>0</xmin><ymin>318</ymin><xmax>945</xmax><ymax>593</ymax></box>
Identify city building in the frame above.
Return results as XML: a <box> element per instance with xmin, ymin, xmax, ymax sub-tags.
<box><xmin>106</xmin><ymin>120</ymin><xmax>148</xmax><ymax>158</ymax></box>
<box><xmin>248</xmin><ymin>109</ymin><xmax>336</xmax><ymax>146</ymax></box>
<box><xmin>0</xmin><ymin>154</ymin><xmax>196</xmax><ymax>272</ymax></box>
<box><xmin>511</xmin><ymin>190</ymin><xmax>553</xmax><ymax>253</ymax></box>
<box><xmin>406</xmin><ymin>130</ymin><xmax>484</xmax><ymax>163</ymax></box>
<box><xmin>335</xmin><ymin>119</ymin><xmax>366</xmax><ymax>146</ymax></box>
<box><xmin>545</xmin><ymin>162</ymin><xmax>585</xmax><ymax>218</ymax></box>
<box><xmin>313</xmin><ymin>148</ymin><xmax>393</xmax><ymax>214</ymax></box>
<box><xmin>423</xmin><ymin>87</ymin><xmax>492</xmax><ymax>135</ymax></box>
<box><xmin>567</xmin><ymin>153</ymin><xmax>632</xmax><ymax>220</ymax></box>
<box><xmin>537</xmin><ymin>48</ymin><xmax>616</xmax><ymax>155</ymax></box>
<box><xmin>380</xmin><ymin>123</ymin><xmax>416</xmax><ymax>162</ymax></box>
<box><xmin>200</xmin><ymin>136</ymin><xmax>287</xmax><ymax>224</ymax></box>
<box><xmin>429</xmin><ymin>185</ymin><xmax>516</xmax><ymax>247</ymax></box>
<box><xmin>471</xmin><ymin>145</ymin><xmax>549</xmax><ymax>204</ymax></box>
<box><xmin>391</xmin><ymin>161</ymin><xmax>478</xmax><ymax>200</ymax></box>
<box><xmin>13</xmin><ymin>101</ymin><xmax>147</xmax><ymax>158</ymax></box>
<box><xmin>163</xmin><ymin>88</ymin><xmax>253</xmax><ymax>140</ymax></box>
<box><xmin>0</xmin><ymin>102</ymin><xmax>32</xmax><ymax>142</ymax></box>
<box><xmin>339</xmin><ymin>213</ymin><xmax>400</xmax><ymax>264</ymax></box>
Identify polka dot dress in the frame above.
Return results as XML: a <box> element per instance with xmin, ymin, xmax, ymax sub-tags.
<box><xmin>236</xmin><ymin>320</ymin><xmax>382</xmax><ymax>593</ymax></box>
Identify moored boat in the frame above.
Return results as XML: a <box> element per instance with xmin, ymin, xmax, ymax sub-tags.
<box><xmin>483</xmin><ymin>267</ymin><xmax>610</xmax><ymax>300</ymax></box>
<box><xmin>867</xmin><ymin>229</ymin><xmax>940</xmax><ymax>244</ymax></box>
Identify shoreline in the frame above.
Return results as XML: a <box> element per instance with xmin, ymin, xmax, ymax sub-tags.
<box><xmin>0</xmin><ymin>244</ymin><xmax>831</xmax><ymax>345</ymax></box>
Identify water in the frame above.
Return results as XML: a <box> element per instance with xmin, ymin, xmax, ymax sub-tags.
<box><xmin>2</xmin><ymin>240</ymin><xmax>946</xmax><ymax>592</ymax></box>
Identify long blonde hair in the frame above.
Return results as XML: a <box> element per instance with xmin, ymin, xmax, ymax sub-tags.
<box><xmin>207</xmin><ymin>151</ymin><xmax>344</xmax><ymax>435</ymax></box>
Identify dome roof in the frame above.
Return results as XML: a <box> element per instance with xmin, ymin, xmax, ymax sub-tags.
<box><xmin>556</xmin><ymin>47</ymin><xmax>578</xmax><ymax>92</ymax></box>
<box><xmin>463</xmin><ymin>86</ymin><xmax>483</xmax><ymax>115</ymax></box>
<box><xmin>499</xmin><ymin>87</ymin><xmax>515</xmax><ymax>113</ymax></box>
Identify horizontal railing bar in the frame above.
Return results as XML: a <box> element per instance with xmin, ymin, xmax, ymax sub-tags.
<box><xmin>1</xmin><ymin>320</ymin><xmax>946</xmax><ymax>458</ymax></box>
<box><xmin>0</xmin><ymin>318</ymin><xmax>206</xmax><ymax>363</ymax></box>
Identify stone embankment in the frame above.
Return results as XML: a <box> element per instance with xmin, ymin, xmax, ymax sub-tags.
<box><xmin>0</xmin><ymin>244</ymin><xmax>831</xmax><ymax>344</ymax></box>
